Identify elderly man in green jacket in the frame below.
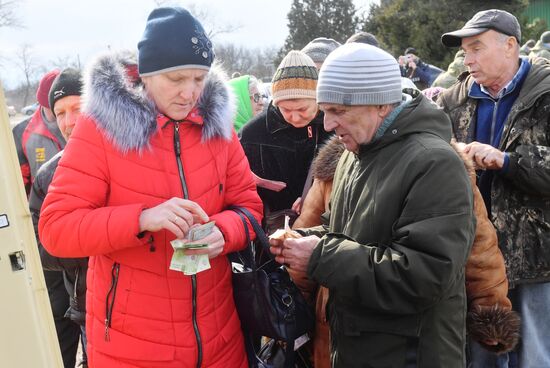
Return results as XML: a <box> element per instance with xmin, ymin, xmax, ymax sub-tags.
<box><xmin>270</xmin><ymin>42</ymin><xmax>475</xmax><ymax>368</ymax></box>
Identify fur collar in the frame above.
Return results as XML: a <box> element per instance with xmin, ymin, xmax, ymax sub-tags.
<box><xmin>82</xmin><ymin>52</ymin><xmax>234</xmax><ymax>153</ymax></box>
<box><xmin>312</xmin><ymin>136</ymin><xmax>345</xmax><ymax>181</ymax></box>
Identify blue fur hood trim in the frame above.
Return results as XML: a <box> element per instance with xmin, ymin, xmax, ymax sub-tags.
<box><xmin>82</xmin><ymin>52</ymin><xmax>235</xmax><ymax>153</ymax></box>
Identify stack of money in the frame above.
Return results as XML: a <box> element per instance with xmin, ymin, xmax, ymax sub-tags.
<box><xmin>170</xmin><ymin>221</ymin><xmax>215</xmax><ymax>275</ymax></box>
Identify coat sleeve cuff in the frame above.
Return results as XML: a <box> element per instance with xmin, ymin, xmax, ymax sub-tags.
<box><xmin>500</xmin><ymin>152</ymin><xmax>518</xmax><ymax>179</ymax></box>
<box><xmin>210</xmin><ymin>210</ymin><xmax>249</xmax><ymax>255</ymax></box>
<box><xmin>499</xmin><ymin>153</ymin><xmax>510</xmax><ymax>174</ymax></box>
<box><xmin>306</xmin><ymin>237</ymin><xmax>326</xmax><ymax>282</ymax></box>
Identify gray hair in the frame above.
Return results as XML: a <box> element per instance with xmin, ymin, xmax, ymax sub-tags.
<box><xmin>248</xmin><ymin>75</ymin><xmax>262</xmax><ymax>94</ymax></box>
<box><xmin>497</xmin><ymin>31</ymin><xmax>520</xmax><ymax>52</ymax></box>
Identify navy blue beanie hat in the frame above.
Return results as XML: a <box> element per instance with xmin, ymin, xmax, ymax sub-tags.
<box><xmin>138</xmin><ymin>7</ymin><xmax>214</xmax><ymax>76</ymax></box>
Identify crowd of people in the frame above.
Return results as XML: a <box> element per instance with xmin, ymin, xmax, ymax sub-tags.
<box><xmin>10</xmin><ymin>5</ymin><xmax>550</xmax><ymax>368</ymax></box>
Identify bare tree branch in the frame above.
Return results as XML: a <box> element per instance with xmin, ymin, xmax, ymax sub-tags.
<box><xmin>149</xmin><ymin>0</ymin><xmax>241</xmax><ymax>39</ymax></box>
<box><xmin>152</xmin><ymin>0</ymin><xmax>170</xmax><ymax>6</ymax></box>
<box><xmin>13</xmin><ymin>44</ymin><xmax>43</xmax><ymax>106</ymax></box>
<box><xmin>184</xmin><ymin>3</ymin><xmax>242</xmax><ymax>39</ymax></box>
<box><xmin>215</xmin><ymin>43</ymin><xmax>277</xmax><ymax>80</ymax></box>
<box><xmin>49</xmin><ymin>55</ymin><xmax>82</xmax><ymax>71</ymax></box>
<box><xmin>0</xmin><ymin>0</ymin><xmax>23</xmax><ymax>28</ymax></box>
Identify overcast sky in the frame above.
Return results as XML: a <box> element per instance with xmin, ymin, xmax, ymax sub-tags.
<box><xmin>0</xmin><ymin>0</ymin><xmax>377</xmax><ymax>89</ymax></box>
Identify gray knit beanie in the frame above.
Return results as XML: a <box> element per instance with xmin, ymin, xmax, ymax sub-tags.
<box><xmin>317</xmin><ymin>43</ymin><xmax>402</xmax><ymax>106</ymax></box>
<box><xmin>301</xmin><ymin>37</ymin><xmax>341</xmax><ymax>64</ymax></box>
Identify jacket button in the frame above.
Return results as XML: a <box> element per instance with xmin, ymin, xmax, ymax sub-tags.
<box><xmin>392</xmin><ymin>129</ymin><xmax>398</xmax><ymax>134</ymax></box>
<box><xmin>510</xmin><ymin>128</ymin><xmax>516</xmax><ymax>133</ymax></box>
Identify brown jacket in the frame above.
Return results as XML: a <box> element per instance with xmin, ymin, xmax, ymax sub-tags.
<box><xmin>454</xmin><ymin>143</ymin><xmax>520</xmax><ymax>354</ymax></box>
<box><xmin>290</xmin><ymin>137</ymin><xmax>519</xmax><ymax>368</ymax></box>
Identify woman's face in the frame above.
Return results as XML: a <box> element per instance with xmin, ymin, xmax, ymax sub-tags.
<box><xmin>276</xmin><ymin>98</ymin><xmax>318</xmax><ymax>128</ymax></box>
<box><xmin>142</xmin><ymin>68</ymin><xmax>208</xmax><ymax>120</ymax></box>
<box><xmin>249</xmin><ymin>86</ymin><xmax>265</xmax><ymax>116</ymax></box>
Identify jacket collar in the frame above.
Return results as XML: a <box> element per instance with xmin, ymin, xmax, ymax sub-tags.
<box><xmin>159</xmin><ymin>107</ymin><xmax>205</xmax><ymax>129</ymax></box>
<box><xmin>82</xmin><ymin>52</ymin><xmax>235</xmax><ymax>153</ymax></box>
<box><xmin>358</xmin><ymin>91</ymin><xmax>451</xmax><ymax>156</ymax></box>
<box><xmin>469</xmin><ymin>58</ymin><xmax>530</xmax><ymax>100</ymax></box>
<box><xmin>441</xmin><ymin>57</ymin><xmax>550</xmax><ymax>113</ymax></box>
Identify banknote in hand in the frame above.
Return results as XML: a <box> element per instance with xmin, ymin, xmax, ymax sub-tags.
<box><xmin>170</xmin><ymin>221</ymin><xmax>215</xmax><ymax>274</ymax></box>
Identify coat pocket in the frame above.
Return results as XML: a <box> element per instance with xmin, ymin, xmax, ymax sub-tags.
<box><xmin>520</xmin><ymin>207</ymin><xmax>550</xmax><ymax>271</ymax></box>
<box><xmin>92</xmin><ymin>319</ymin><xmax>175</xmax><ymax>362</ymax></box>
<box><xmin>342</xmin><ymin>310</ymin><xmax>421</xmax><ymax>337</ymax></box>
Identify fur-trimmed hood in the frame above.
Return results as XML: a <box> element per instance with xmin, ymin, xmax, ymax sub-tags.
<box><xmin>82</xmin><ymin>52</ymin><xmax>235</xmax><ymax>153</ymax></box>
<box><xmin>312</xmin><ymin>136</ymin><xmax>345</xmax><ymax>182</ymax></box>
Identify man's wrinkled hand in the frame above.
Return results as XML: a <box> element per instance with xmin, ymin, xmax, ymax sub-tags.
<box><xmin>270</xmin><ymin>235</ymin><xmax>320</xmax><ymax>272</ymax></box>
<box><xmin>463</xmin><ymin>141</ymin><xmax>505</xmax><ymax>170</ymax></box>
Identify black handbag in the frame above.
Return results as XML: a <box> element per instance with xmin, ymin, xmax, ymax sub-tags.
<box><xmin>228</xmin><ymin>207</ymin><xmax>315</xmax><ymax>368</ymax></box>
<box><xmin>257</xmin><ymin>338</ymin><xmax>312</xmax><ymax>368</ymax></box>
<box><xmin>264</xmin><ymin>208</ymin><xmax>298</xmax><ymax>236</ymax></box>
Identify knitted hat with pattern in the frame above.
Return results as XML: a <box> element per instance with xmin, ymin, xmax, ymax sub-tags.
<box><xmin>271</xmin><ymin>50</ymin><xmax>318</xmax><ymax>105</ymax></box>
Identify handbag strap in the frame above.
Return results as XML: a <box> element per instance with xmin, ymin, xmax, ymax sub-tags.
<box><xmin>229</xmin><ymin>206</ymin><xmax>272</xmax><ymax>257</ymax></box>
<box><xmin>230</xmin><ymin>209</ymin><xmax>257</xmax><ymax>270</ymax></box>
<box><xmin>231</xmin><ymin>207</ymin><xmax>303</xmax><ymax>368</ymax></box>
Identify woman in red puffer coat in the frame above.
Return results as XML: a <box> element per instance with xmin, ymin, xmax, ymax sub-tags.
<box><xmin>39</xmin><ymin>7</ymin><xmax>262</xmax><ymax>368</ymax></box>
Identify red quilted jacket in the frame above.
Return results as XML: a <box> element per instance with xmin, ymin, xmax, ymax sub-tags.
<box><xmin>39</xmin><ymin>53</ymin><xmax>262</xmax><ymax>368</ymax></box>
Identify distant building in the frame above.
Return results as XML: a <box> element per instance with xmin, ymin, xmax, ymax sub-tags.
<box><xmin>525</xmin><ymin>0</ymin><xmax>550</xmax><ymax>27</ymax></box>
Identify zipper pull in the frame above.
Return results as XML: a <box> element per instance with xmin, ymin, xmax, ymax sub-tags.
<box><xmin>148</xmin><ymin>235</ymin><xmax>156</xmax><ymax>252</ymax></box>
<box><xmin>174</xmin><ymin>122</ymin><xmax>181</xmax><ymax>156</ymax></box>
<box><xmin>104</xmin><ymin>318</ymin><xmax>111</xmax><ymax>341</ymax></box>
<box><xmin>307</xmin><ymin>126</ymin><xmax>313</xmax><ymax>138</ymax></box>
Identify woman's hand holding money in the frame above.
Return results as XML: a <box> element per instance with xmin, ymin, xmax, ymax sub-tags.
<box><xmin>138</xmin><ymin>197</ymin><xmax>209</xmax><ymax>239</ymax></box>
<box><xmin>182</xmin><ymin>225</ymin><xmax>225</xmax><ymax>259</ymax></box>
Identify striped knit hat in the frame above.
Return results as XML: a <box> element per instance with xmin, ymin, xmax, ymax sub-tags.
<box><xmin>317</xmin><ymin>43</ymin><xmax>402</xmax><ymax>106</ymax></box>
<box><xmin>271</xmin><ymin>50</ymin><xmax>318</xmax><ymax>105</ymax></box>
<box><xmin>301</xmin><ymin>37</ymin><xmax>341</xmax><ymax>64</ymax></box>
